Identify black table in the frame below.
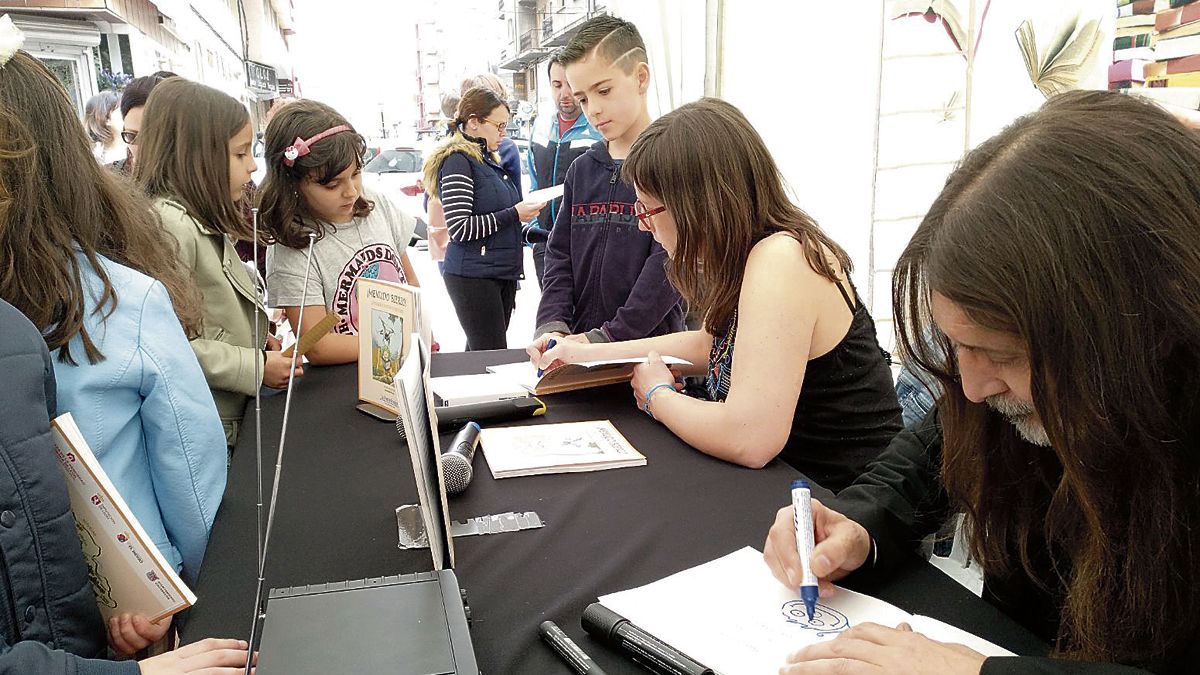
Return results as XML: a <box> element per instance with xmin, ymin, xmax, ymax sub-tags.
<box><xmin>183</xmin><ymin>349</ymin><xmax>1047</xmax><ymax>672</ymax></box>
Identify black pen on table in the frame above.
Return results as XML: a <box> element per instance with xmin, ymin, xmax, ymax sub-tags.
<box><xmin>540</xmin><ymin>620</ymin><xmax>608</xmax><ymax>675</ymax></box>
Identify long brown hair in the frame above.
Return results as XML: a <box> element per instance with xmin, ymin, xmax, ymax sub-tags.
<box><xmin>84</xmin><ymin>89</ymin><xmax>120</xmax><ymax>147</ymax></box>
<box><xmin>894</xmin><ymin>90</ymin><xmax>1200</xmax><ymax>665</ymax></box>
<box><xmin>257</xmin><ymin>99</ymin><xmax>370</xmax><ymax>249</ymax></box>
<box><xmin>134</xmin><ymin>77</ymin><xmax>252</xmax><ymax>240</ymax></box>
<box><xmin>623</xmin><ymin>97</ymin><xmax>851</xmax><ymax>334</ymax></box>
<box><xmin>0</xmin><ymin>52</ymin><xmax>202</xmax><ymax>364</ymax></box>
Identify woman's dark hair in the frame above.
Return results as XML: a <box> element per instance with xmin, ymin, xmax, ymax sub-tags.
<box><xmin>447</xmin><ymin>86</ymin><xmax>509</xmax><ymax>136</ymax></box>
<box><xmin>894</xmin><ymin>89</ymin><xmax>1200</xmax><ymax>665</ymax></box>
<box><xmin>257</xmin><ymin>99</ymin><xmax>371</xmax><ymax>249</ymax></box>
<box><xmin>623</xmin><ymin>97</ymin><xmax>851</xmax><ymax>334</ymax></box>
<box><xmin>134</xmin><ymin>77</ymin><xmax>252</xmax><ymax>240</ymax></box>
<box><xmin>84</xmin><ymin>89</ymin><xmax>121</xmax><ymax>146</ymax></box>
<box><xmin>120</xmin><ymin>70</ymin><xmax>178</xmax><ymax>117</ymax></box>
<box><xmin>0</xmin><ymin>52</ymin><xmax>202</xmax><ymax>364</ymax></box>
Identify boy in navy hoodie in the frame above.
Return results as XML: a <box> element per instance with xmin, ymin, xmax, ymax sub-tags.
<box><xmin>531</xmin><ymin>15</ymin><xmax>684</xmax><ymax>347</ymax></box>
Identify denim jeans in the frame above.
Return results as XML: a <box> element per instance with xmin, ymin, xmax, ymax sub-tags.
<box><xmin>895</xmin><ymin>366</ymin><xmax>938</xmax><ymax>429</ymax></box>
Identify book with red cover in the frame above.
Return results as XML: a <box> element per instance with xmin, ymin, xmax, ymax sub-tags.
<box><xmin>1157</xmin><ymin>3</ymin><xmax>1200</xmax><ymax>31</ymax></box>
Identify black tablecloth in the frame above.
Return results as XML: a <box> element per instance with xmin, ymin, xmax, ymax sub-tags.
<box><xmin>183</xmin><ymin>349</ymin><xmax>1047</xmax><ymax>672</ymax></box>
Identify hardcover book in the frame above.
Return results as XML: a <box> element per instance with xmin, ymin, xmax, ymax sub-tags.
<box><xmin>51</xmin><ymin>413</ymin><xmax>195</xmax><ymax>623</ymax></box>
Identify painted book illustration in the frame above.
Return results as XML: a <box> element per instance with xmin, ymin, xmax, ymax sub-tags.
<box><xmin>51</xmin><ymin>413</ymin><xmax>195</xmax><ymax>624</ymax></box>
<box><xmin>357</xmin><ymin>277</ymin><xmax>422</xmax><ymax>415</ymax></box>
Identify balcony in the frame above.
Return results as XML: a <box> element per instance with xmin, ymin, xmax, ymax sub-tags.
<box><xmin>544</xmin><ymin>8</ymin><xmax>604</xmax><ymax>47</ymax></box>
<box><xmin>542</xmin><ymin>16</ymin><xmax>553</xmax><ymax>41</ymax></box>
<box><xmin>498</xmin><ymin>26</ymin><xmax>553</xmax><ymax>71</ymax></box>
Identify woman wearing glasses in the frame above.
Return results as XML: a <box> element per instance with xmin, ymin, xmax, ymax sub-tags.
<box><xmin>423</xmin><ymin>86</ymin><xmax>544</xmax><ymax>350</ymax></box>
<box><xmin>529</xmin><ymin>99</ymin><xmax>902</xmax><ymax>489</ymax></box>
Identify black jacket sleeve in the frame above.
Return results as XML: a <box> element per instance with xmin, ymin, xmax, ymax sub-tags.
<box><xmin>825</xmin><ymin>407</ymin><xmax>951</xmax><ymax>581</ymax></box>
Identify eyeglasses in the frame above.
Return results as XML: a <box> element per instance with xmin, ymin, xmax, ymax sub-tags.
<box><xmin>120</xmin><ymin>130</ymin><xmax>138</xmax><ymax>145</ymax></box>
<box><xmin>479</xmin><ymin>118</ymin><xmax>508</xmax><ymax>134</ymax></box>
<box><xmin>633</xmin><ymin>201</ymin><xmax>666</xmax><ymax>225</ymax></box>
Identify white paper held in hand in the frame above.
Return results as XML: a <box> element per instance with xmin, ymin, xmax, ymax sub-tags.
<box><xmin>523</xmin><ymin>184</ymin><xmax>565</xmax><ymax>204</ymax></box>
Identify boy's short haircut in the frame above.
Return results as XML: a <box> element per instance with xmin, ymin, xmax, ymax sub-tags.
<box><xmin>558</xmin><ymin>15</ymin><xmax>646</xmax><ymax>74</ymax></box>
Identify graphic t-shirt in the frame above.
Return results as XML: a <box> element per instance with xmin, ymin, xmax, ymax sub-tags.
<box><xmin>266</xmin><ymin>187</ymin><xmax>416</xmax><ymax>335</ymax></box>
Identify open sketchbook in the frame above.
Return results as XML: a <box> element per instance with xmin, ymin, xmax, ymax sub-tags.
<box><xmin>479</xmin><ymin>420</ymin><xmax>645</xmax><ymax>478</ymax></box>
<box><xmin>487</xmin><ymin>356</ymin><xmax>691</xmax><ymax>396</ymax></box>
<box><xmin>51</xmin><ymin>413</ymin><xmax>196</xmax><ymax>624</ymax></box>
<box><xmin>599</xmin><ymin>547</ymin><xmax>1013</xmax><ymax>675</ymax></box>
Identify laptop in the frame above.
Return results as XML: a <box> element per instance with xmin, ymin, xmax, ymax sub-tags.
<box><xmin>256</xmin><ymin>336</ymin><xmax>478</xmax><ymax>674</ymax></box>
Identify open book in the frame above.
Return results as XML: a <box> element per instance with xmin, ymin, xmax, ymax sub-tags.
<box><xmin>486</xmin><ymin>356</ymin><xmax>691</xmax><ymax>396</ymax></box>
<box><xmin>599</xmin><ymin>547</ymin><xmax>1013</xmax><ymax>675</ymax></box>
<box><xmin>51</xmin><ymin>413</ymin><xmax>196</xmax><ymax>623</ymax></box>
<box><xmin>479</xmin><ymin>420</ymin><xmax>646</xmax><ymax>478</ymax></box>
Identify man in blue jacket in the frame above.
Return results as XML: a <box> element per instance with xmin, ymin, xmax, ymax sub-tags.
<box><xmin>526</xmin><ymin>50</ymin><xmax>604</xmax><ymax>286</ymax></box>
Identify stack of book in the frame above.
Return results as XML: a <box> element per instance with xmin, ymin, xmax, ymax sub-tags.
<box><xmin>1112</xmin><ymin>0</ymin><xmax>1200</xmax><ymax>89</ymax></box>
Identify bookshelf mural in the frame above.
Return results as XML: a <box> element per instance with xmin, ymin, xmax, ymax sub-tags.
<box><xmin>1111</xmin><ymin>0</ymin><xmax>1200</xmax><ymax>89</ymax></box>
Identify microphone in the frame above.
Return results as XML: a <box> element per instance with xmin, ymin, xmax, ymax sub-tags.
<box><xmin>581</xmin><ymin>603</ymin><xmax>714</xmax><ymax>675</ymax></box>
<box><xmin>441</xmin><ymin>421</ymin><xmax>481</xmax><ymax>495</ymax></box>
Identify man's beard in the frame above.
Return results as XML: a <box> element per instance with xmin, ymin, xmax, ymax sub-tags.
<box><xmin>985</xmin><ymin>395</ymin><xmax>1051</xmax><ymax>447</ymax></box>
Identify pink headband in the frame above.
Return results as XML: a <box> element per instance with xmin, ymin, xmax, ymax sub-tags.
<box><xmin>282</xmin><ymin>124</ymin><xmax>352</xmax><ymax>166</ymax></box>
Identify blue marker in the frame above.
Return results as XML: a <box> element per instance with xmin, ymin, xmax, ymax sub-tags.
<box><xmin>537</xmin><ymin>338</ymin><xmax>557</xmax><ymax>377</ymax></box>
<box><xmin>791</xmin><ymin>479</ymin><xmax>819</xmax><ymax>621</ymax></box>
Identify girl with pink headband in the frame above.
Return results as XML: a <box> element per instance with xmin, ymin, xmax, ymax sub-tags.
<box><xmin>259</xmin><ymin>99</ymin><xmax>422</xmax><ymax>365</ymax></box>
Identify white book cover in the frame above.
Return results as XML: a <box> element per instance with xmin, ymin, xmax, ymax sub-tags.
<box><xmin>479</xmin><ymin>420</ymin><xmax>646</xmax><ymax>478</ymax></box>
<box><xmin>599</xmin><ymin>547</ymin><xmax>1013</xmax><ymax>675</ymax></box>
<box><xmin>51</xmin><ymin>413</ymin><xmax>196</xmax><ymax>623</ymax></box>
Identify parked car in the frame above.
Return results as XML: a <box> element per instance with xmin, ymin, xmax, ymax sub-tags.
<box><xmin>361</xmin><ymin>146</ymin><xmax>428</xmax><ymax>247</ymax></box>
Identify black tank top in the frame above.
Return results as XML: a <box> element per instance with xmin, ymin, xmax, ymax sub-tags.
<box><xmin>705</xmin><ymin>283</ymin><xmax>902</xmax><ymax>491</ymax></box>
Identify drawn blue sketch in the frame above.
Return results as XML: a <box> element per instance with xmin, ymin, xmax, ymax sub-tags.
<box><xmin>781</xmin><ymin>600</ymin><xmax>850</xmax><ymax>637</ymax></box>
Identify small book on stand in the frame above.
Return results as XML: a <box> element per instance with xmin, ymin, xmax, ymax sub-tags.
<box><xmin>51</xmin><ymin>413</ymin><xmax>195</xmax><ymax>623</ymax></box>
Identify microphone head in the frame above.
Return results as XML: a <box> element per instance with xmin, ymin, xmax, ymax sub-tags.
<box><xmin>441</xmin><ymin>452</ymin><xmax>473</xmax><ymax>495</ymax></box>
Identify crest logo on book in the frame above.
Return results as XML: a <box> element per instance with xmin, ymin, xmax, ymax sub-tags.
<box><xmin>66</xmin><ymin>452</ymin><xmax>76</xmax><ymax>462</ymax></box>
<box><xmin>117</xmin><ymin>533</ymin><xmax>128</xmax><ymax>543</ymax></box>
<box><xmin>91</xmin><ymin>495</ymin><xmax>102</xmax><ymax>506</ymax></box>
<box><xmin>146</xmin><ymin>571</ymin><xmax>159</xmax><ymax>582</ymax></box>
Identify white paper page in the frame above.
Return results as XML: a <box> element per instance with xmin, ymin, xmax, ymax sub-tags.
<box><xmin>909</xmin><ymin>615</ymin><xmax>1015</xmax><ymax>657</ymax></box>
<box><xmin>601</xmin><ymin>547</ymin><xmax>1005</xmax><ymax>675</ymax></box>
<box><xmin>430</xmin><ymin>372</ymin><xmax>529</xmax><ymax>405</ymax></box>
<box><xmin>524</xmin><ymin>184</ymin><xmax>565</xmax><ymax>204</ymax></box>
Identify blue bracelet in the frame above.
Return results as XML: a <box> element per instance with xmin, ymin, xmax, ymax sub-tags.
<box><xmin>644</xmin><ymin>383</ymin><xmax>675</xmax><ymax>420</ymax></box>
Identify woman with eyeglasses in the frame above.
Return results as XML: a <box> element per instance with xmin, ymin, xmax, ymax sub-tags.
<box><xmin>110</xmin><ymin>70</ymin><xmax>177</xmax><ymax>174</ymax></box>
<box><xmin>529</xmin><ymin>99</ymin><xmax>902</xmax><ymax>489</ymax></box>
<box><xmin>422</xmin><ymin>86</ymin><xmax>545</xmax><ymax>350</ymax></box>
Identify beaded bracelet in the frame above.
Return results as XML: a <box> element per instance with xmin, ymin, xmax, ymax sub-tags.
<box><xmin>644</xmin><ymin>383</ymin><xmax>676</xmax><ymax>420</ymax></box>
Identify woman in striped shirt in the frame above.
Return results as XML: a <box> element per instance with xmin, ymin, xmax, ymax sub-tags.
<box><xmin>423</xmin><ymin>87</ymin><xmax>544</xmax><ymax>350</ymax></box>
